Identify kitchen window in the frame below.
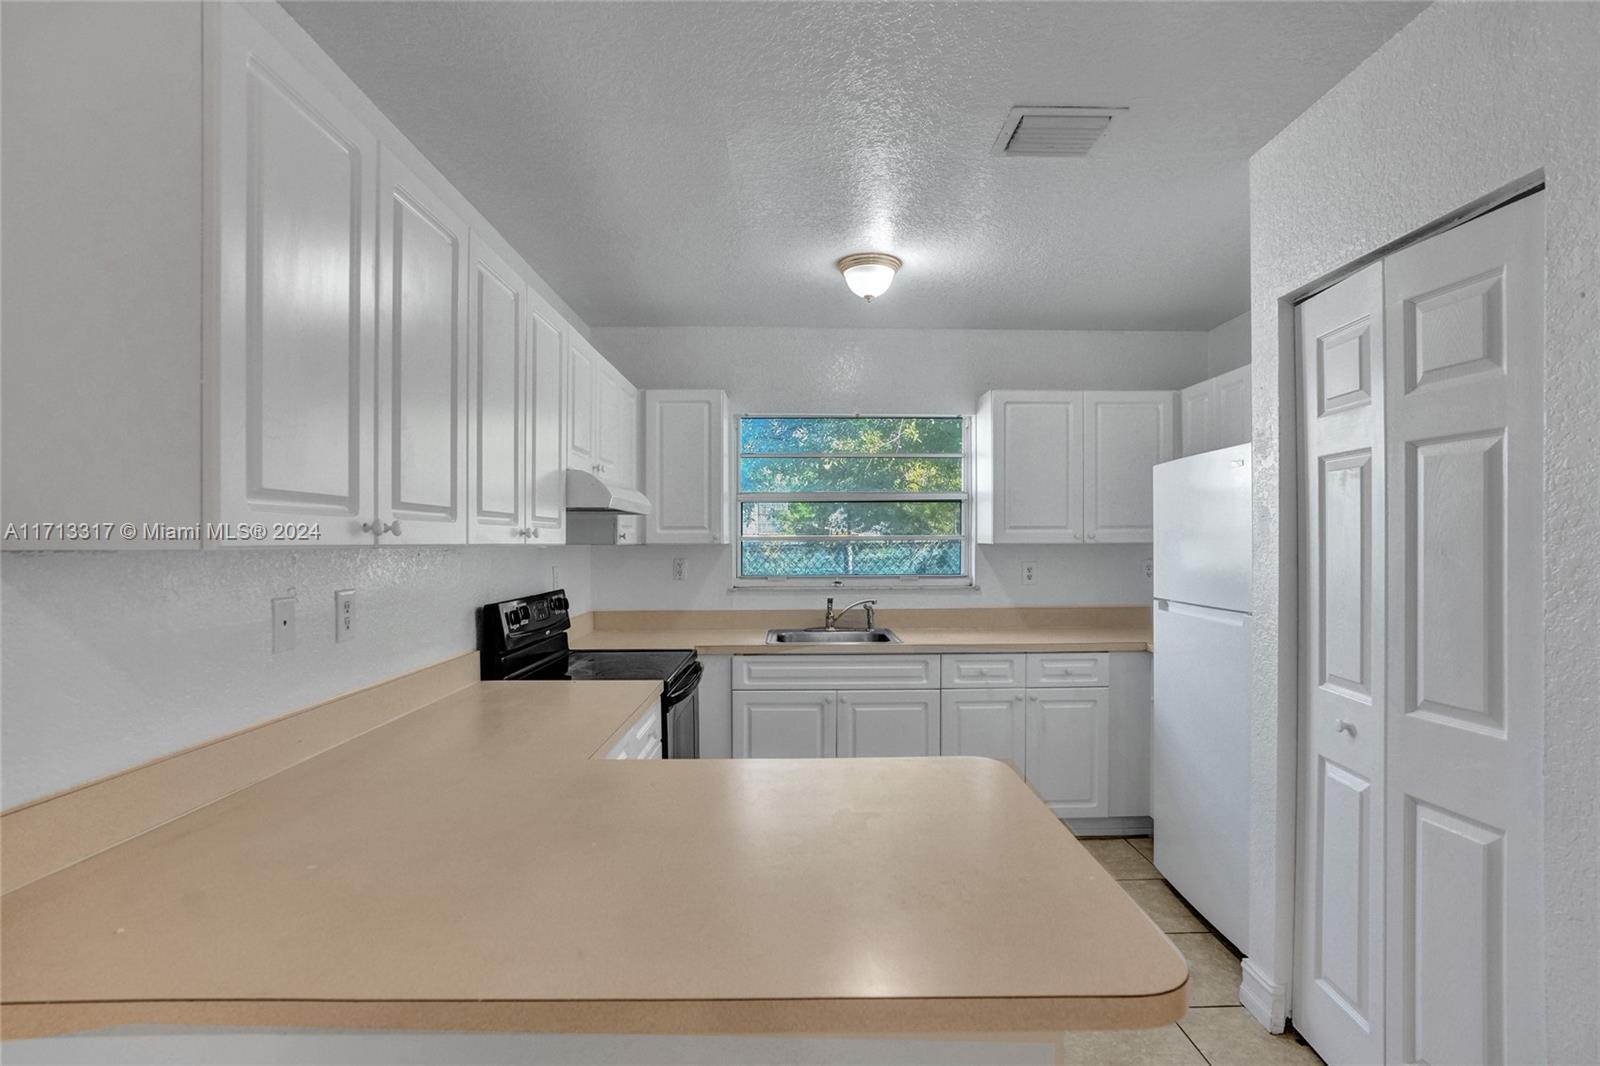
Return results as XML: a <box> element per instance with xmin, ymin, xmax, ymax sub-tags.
<box><xmin>735</xmin><ymin>415</ymin><xmax>971</xmax><ymax>587</ymax></box>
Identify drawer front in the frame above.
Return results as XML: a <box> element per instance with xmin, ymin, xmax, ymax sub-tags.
<box><xmin>1025</xmin><ymin>652</ymin><xmax>1110</xmax><ymax>688</ymax></box>
<box><xmin>941</xmin><ymin>653</ymin><xmax>1027</xmax><ymax>689</ymax></box>
<box><xmin>732</xmin><ymin>655</ymin><xmax>940</xmax><ymax>690</ymax></box>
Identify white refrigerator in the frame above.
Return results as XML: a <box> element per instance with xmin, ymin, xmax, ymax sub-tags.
<box><xmin>1151</xmin><ymin>443</ymin><xmax>1251</xmax><ymax>950</ymax></box>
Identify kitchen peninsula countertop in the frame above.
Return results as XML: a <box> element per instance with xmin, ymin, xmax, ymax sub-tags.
<box><xmin>569</xmin><ymin>605</ymin><xmax>1155</xmax><ymax>654</ymax></box>
<box><xmin>1</xmin><ymin>677</ymin><xmax>1185</xmax><ymax>1039</ymax></box>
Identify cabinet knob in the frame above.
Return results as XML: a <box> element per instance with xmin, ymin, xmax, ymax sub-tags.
<box><xmin>1336</xmin><ymin>719</ymin><xmax>1356</xmax><ymax>736</ymax></box>
<box><xmin>1014</xmin><ymin>693</ymin><xmax>1024</xmax><ymax>702</ymax></box>
<box><xmin>362</xmin><ymin>520</ymin><xmax>401</xmax><ymax>537</ymax></box>
<box><xmin>1087</xmin><ymin>532</ymin><xmax>1096</xmax><ymax>540</ymax></box>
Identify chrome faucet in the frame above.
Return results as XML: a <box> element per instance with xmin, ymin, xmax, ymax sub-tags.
<box><xmin>823</xmin><ymin>597</ymin><xmax>877</xmax><ymax>631</ymax></box>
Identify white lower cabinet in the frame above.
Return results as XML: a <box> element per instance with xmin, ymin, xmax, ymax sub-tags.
<box><xmin>1025</xmin><ymin>688</ymin><xmax>1110</xmax><ymax>819</ymax></box>
<box><xmin>939</xmin><ymin>689</ymin><xmax>1027</xmax><ymax>771</ymax></box>
<box><xmin>732</xmin><ymin>690</ymin><xmax>836</xmax><ymax>759</ymax></box>
<box><xmin>604</xmin><ymin>699</ymin><xmax>663</xmax><ymax>760</ymax></box>
<box><xmin>837</xmin><ymin>690</ymin><xmax>940</xmax><ymax>757</ymax></box>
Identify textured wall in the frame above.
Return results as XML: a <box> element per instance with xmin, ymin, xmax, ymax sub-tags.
<box><xmin>1246</xmin><ymin>3</ymin><xmax>1600</xmax><ymax>1055</ymax></box>
<box><xmin>591</xmin><ymin>325</ymin><xmax>1210</xmax><ymax>610</ymax></box>
<box><xmin>1</xmin><ymin>546</ymin><xmax>592</xmax><ymax>807</ymax></box>
<box><xmin>1205</xmin><ymin>312</ymin><xmax>1250</xmax><ymax>378</ymax></box>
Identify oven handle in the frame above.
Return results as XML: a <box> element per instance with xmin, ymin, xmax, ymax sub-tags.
<box><xmin>662</xmin><ymin>660</ymin><xmax>704</xmax><ymax>703</ymax></box>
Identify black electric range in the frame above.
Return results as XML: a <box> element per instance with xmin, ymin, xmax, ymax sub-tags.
<box><xmin>478</xmin><ymin>590</ymin><xmax>701</xmax><ymax>758</ymax></box>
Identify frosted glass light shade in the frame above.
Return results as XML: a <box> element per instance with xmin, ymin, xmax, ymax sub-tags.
<box><xmin>836</xmin><ymin>253</ymin><xmax>902</xmax><ymax>302</ymax></box>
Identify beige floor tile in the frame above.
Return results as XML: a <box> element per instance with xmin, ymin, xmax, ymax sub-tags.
<box><xmin>1178</xmin><ymin>1007</ymin><xmax>1325</xmax><ymax>1065</ymax></box>
<box><xmin>1168</xmin><ymin>933</ymin><xmax>1242</xmax><ymax>1007</ymax></box>
<box><xmin>1080</xmin><ymin>838</ymin><xmax>1162</xmax><ymax>880</ymax></box>
<box><xmin>1058</xmin><ymin>1023</ymin><xmax>1207</xmax><ymax>1065</ymax></box>
<box><xmin>1129</xmin><ymin>836</ymin><xmax>1155</xmax><ymax>861</ymax></box>
<box><xmin>1121</xmin><ymin>880</ymin><xmax>1208</xmax><ymax>933</ymax></box>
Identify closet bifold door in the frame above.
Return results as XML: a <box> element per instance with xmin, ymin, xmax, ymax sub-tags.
<box><xmin>1292</xmin><ymin>261</ymin><xmax>1386</xmax><ymax>1066</ymax></box>
<box><xmin>375</xmin><ymin>146</ymin><xmax>468</xmax><ymax>544</ymax></box>
<box><xmin>1382</xmin><ymin>192</ymin><xmax>1545</xmax><ymax>1066</ymax></box>
<box><xmin>208</xmin><ymin>5</ymin><xmax>376</xmax><ymax>544</ymax></box>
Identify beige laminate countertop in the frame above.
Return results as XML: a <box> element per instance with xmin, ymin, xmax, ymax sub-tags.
<box><xmin>1</xmin><ymin>678</ymin><xmax>1186</xmax><ymax>1039</ymax></box>
<box><xmin>570</xmin><ymin>606</ymin><xmax>1155</xmax><ymax>655</ymax></box>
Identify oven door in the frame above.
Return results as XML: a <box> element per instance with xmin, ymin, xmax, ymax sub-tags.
<box><xmin>662</xmin><ymin>661</ymin><xmax>702</xmax><ymax>759</ymax></box>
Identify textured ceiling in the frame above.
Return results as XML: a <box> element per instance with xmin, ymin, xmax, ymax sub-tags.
<box><xmin>283</xmin><ymin>1</ymin><xmax>1424</xmax><ymax>330</ymax></box>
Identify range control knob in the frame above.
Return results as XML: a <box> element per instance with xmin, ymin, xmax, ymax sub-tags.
<box><xmin>552</xmin><ymin>595</ymin><xmax>570</xmax><ymax>611</ymax></box>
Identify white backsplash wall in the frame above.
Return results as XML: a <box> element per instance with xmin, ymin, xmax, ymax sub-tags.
<box><xmin>591</xmin><ymin>544</ymin><xmax>1153</xmax><ymax>612</ymax></box>
<box><xmin>0</xmin><ymin>545</ymin><xmax>592</xmax><ymax>807</ymax></box>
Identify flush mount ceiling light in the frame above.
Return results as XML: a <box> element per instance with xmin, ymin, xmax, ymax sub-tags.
<box><xmin>836</xmin><ymin>252</ymin><xmax>902</xmax><ymax>302</ymax></box>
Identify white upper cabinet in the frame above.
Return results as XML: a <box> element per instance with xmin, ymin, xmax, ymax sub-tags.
<box><xmin>465</xmin><ymin>233</ymin><xmax>526</xmax><ymax>544</ymax></box>
<box><xmin>526</xmin><ymin>304</ymin><xmax>567</xmax><ymax>542</ymax></box>
<box><xmin>1082</xmin><ymin>391</ymin><xmax>1175</xmax><ymax>543</ymax></box>
<box><xmin>209</xmin><ymin>6</ymin><xmax>377</xmax><ymax>544</ymax></box>
<box><xmin>644</xmin><ymin>390</ymin><xmax>729</xmax><ymax>544</ymax></box>
<box><xmin>975</xmin><ymin>391</ymin><xmax>1084</xmax><ymax>543</ymax></box>
<box><xmin>976</xmin><ymin>389</ymin><xmax>1173</xmax><ymax>545</ymax></box>
<box><xmin>566</xmin><ymin>335</ymin><xmax>598</xmax><ymax>468</ymax></box>
<box><xmin>596</xmin><ymin>362</ymin><xmax>639</xmax><ymax>488</ymax></box>
<box><xmin>1214</xmin><ymin>365</ymin><xmax>1251</xmax><ymax>448</ymax></box>
<box><xmin>1179</xmin><ymin>366</ymin><xmax>1250</xmax><ymax>456</ymax></box>
<box><xmin>375</xmin><ymin>145</ymin><xmax>468</xmax><ymax>545</ymax></box>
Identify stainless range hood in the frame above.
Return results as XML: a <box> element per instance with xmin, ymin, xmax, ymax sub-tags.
<box><xmin>565</xmin><ymin>468</ymin><xmax>652</xmax><ymax>515</ymax></box>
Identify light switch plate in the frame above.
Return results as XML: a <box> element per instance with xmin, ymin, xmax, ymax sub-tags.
<box><xmin>334</xmin><ymin>589</ymin><xmax>355</xmax><ymax>643</ymax></box>
<box><xmin>271</xmin><ymin>596</ymin><xmax>296</xmax><ymax>653</ymax></box>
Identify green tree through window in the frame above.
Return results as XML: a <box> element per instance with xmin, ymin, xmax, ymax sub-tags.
<box><xmin>738</xmin><ymin>417</ymin><xmax>967</xmax><ymax>581</ymax></box>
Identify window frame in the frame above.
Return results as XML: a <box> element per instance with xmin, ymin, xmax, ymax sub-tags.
<box><xmin>729</xmin><ymin>413</ymin><xmax>975</xmax><ymax>590</ymax></box>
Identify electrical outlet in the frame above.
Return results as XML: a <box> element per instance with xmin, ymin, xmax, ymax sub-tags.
<box><xmin>334</xmin><ymin>589</ymin><xmax>355</xmax><ymax>643</ymax></box>
<box><xmin>1021</xmin><ymin>561</ymin><xmax>1037</xmax><ymax>585</ymax></box>
<box><xmin>550</xmin><ymin>565</ymin><xmax>562</xmax><ymax>591</ymax></box>
<box><xmin>1144</xmin><ymin>558</ymin><xmax>1154</xmax><ymax>579</ymax></box>
<box><xmin>271</xmin><ymin>595</ymin><xmax>296</xmax><ymax>654</ymax></box>
<box><xmin>672</xmin><ymin>557</ymin><xmax>686</xmax><ymax>581</ymax></box>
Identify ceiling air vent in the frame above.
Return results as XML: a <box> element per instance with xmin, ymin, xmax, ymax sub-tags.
<box><xmin>992</xmin><ymin>106</ymin><xmax>1124</xmax><ymax>158</ymax></box>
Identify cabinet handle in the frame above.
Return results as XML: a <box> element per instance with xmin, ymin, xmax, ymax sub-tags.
<box><xmin>531</xmin><ymin>528</ymin><xmax>541</xmax><ymax>539</ymax></box>
<box><xmin>362</xmin><ymin>520</ymin><xmax>401</xmax><ymax>537</ymax></box>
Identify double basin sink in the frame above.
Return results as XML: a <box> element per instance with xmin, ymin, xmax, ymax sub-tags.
<box><xmin>765</xmin><ymin>627</ymin><xmax>902</xmax><ymax>645</ymax></box>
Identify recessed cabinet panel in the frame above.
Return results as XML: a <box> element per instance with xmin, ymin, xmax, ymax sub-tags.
<box><xmin>567</xmin><ymin>337</ymin><xmax>596</xmax><ymax>466</ymax></box>
<box><xmin>940</xmin><ymin>689</ymin><xmax>1026</xmax><ymax>771</ymax></box>
<box><xmin>1026</xmin><ymin>652</ymin><xmax>1110</xmax><ymax>688</ymax></box>
<box><xmin>465</xmin><ymin>235</ymin><xmax>524</xmax><ymax>543</ymax></box>
<box><xmin>1082</xmin><ymin>391</ymin><xmax>1175</xmax><ymax>542</ymax></box>
<box><xmin>997</xmin><ymin>393</ymin><xmax>1082</xmax><ymax>542</ymax></box>
<box><xmin>1180</xmin><ymin>380</ymin><xmax>1214</xmax><ymax>457</ymax></box>
<box><xmin>1024</xmin><ymin>688</ymin><xmax>1110</xmax><ymax>818</ymax></box>
<box><xmin>940</xmin><ymin>654</ymin><xmax>1027</xmax><ymax>689</ymax></box>
<box><xmin>732</xmin><ymin>690</ymin><xmax>835</xmax><ymax>759</ymax></box>
<box><xmin>732</xmin><ymin>655</ymin><xmax>940</xmax><ymax>690</ymax></box>
<box><xmin>836</xmin><ymin>690</ymin><xmax>940</xmax><ymax>757</ymax></box>
<box><xmin>1215</xmin><ymin>365</ymin><xmax>1251</xmax><ymax>447</ymax></box>
<box><xmin>527</xmin><ymin>307</ymin><xmax>566</xmax><ymax>540</ymax></box>
<box><xmin>212</xmin><ymin>8</ymin><xmax>376</xmax><ymax>543</ymax></box>
<box><xmin>376</xmin><ymin>146</ymin><xmax>466</xmax><ymax>543</ymax></box>
<box><xmin>645</xmin><ymin>390</ymin><xmax>728</xmax><ymax>544</ymax></box>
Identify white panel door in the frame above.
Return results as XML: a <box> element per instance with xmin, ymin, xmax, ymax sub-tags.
<box><xmin>465</xmin><ymin>233</ymin><xmax>525</xmax><ymax>544</ymax></box>
<box><xmin>1293</xmin><ymin>262</ymin><xmax>1386</xmax><ymax>1066</ymax></box>
<box><xmin>1214</xmin><ymin>365</ymin><xmax>1252</xmax><ymax>448</ymax></box>
<box><xmin>211</xmin><ymin>7</ymin><xmax>375</xmax><ymax>544</ymax></box>
<box><xmin>1024</xmin><ymin>687</ymin><xmax>1109</xmax><ymax>819</ymax></box>
<box><xmin>939</xmin><ymin>690</ymin><xmax>1026</xmax><ymax>772</ymax></box>
<box><xmin>836</xmin><ymin>690</ymin><xmax>940</xmax><ymax>757</ymax></box>
<box><xmin>644</xmin><ymin>390</ymin><xmax>728</xmax><ymax>544</ymax></box>
<box><xmin>1384</xmin><ymin>193</ymin><xmax>1545</xmax><ymax>1066</ymax></box>
<box><xmin>1179</xmin><ymin>380</ymin><xmax>1215</xmax><ymax>456</ymax></box>
<box><xmin>566</xmin><ymin>335</ymin><xmax>597</xmax><ymax>469</ymax></box>
<box><xmin>732</xmin><ymin>690</ymin><xmax>836</xmax><ymax>759</ymax></box>
<box><xmin>375</xmin><ymin>146</ymin><xmax>466</xmax><ymax>545</ymax></box>
<box><xmin>596</xmin><ymin>363</ymin><xmax>637</xmax><ymax>487</ymax></box>
<box><xmin>526</xmin><ymin>305</ymin><xmax>566</xmax><ymax>542</ymax></box>
<box><xmin>1082</xmin><ymin>391</ymin><xmax>1175</xmax><ymax>543</ymax></box>
<box><xmin>991</xmin><ymin>391</ymin><xmax>1083</xmax><ymax>543</ymax></box>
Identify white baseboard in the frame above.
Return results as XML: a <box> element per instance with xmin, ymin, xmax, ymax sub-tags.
<box><xmin>1063</xmin><ymin>816</ymin><xmax>1153</xmax><ymax>837</ymax></box>
<box><xmin>1239</xmin><ymin>958</ymin><xmax>1289</xmax><ymax>1034</ymax></box>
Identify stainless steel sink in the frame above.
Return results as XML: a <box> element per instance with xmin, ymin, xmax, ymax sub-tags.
<box><xmin>765</xmin><ymin>627</ymin><xmax>902</xmax><ymax>645</ymax></box>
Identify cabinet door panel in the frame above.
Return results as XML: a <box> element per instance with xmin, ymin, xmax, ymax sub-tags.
<box><xmin>1180</xmin><ymin>381</ymin><xmax>1215</xmax><ymax>457</ymax></box>
<box><xmin>595</xmin><ymin>362</ymin><xmax>637</xmax><ymax>486</ymax></box>
<box><xmin>993</xmin><ymin>392</ymin><xmax>1082</xmax><ymax>542</ymax></box>
<box><xmin>465</xmin><ymin>234</ymin><xmax>525</xmax><ymax>543</ymax></box>
<box><xmin>1082</xmin><ymin>391</ymin><xmax>1175</xmax><ymax>543</ymax></box>
<box><xmin>644</xmin><ymin>390</ymin><xmax>728</xmax><ymax>543</ymax></box>
<box><xmin>837</xmin><ymin>690</ymin><xmax>940</xmax><ymax>757</ymax></box>
<box><xmin>527</xmin><ymin>307</ymin><xmax>566</xmax><ymax>540</ymax></box>
<box><xmin>567</xmin><ymin>337</ymin><xmax>596</xmax><ymax>466</ymax></box>
<box><xmin>1214</xmin><ymin>366</ymin><xmax>1251</xmax><ymax>448</ymax></box>
<box><xmin>732</xmin><ymin>690</ymin><xmax>835</xmax><ymax>758</ymax></box>
<box><xmin>1025</xmin><ymin>688</ymin><xmax>1110</xmax><ymax>818</ymax></box>
<box><xmin>212</xmin><ymin>9</ymin><xmax>375</xmax><ymax>542</ymax></box>
<box><xmin>940</xmin><ymin>690</ymin><xmax>1026</xmax><ymax>772</ymax></box>
<box><xmin>376</xmin><ymin>146</ymin><xmax>466</xmax><ymax>544</ymax></box>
